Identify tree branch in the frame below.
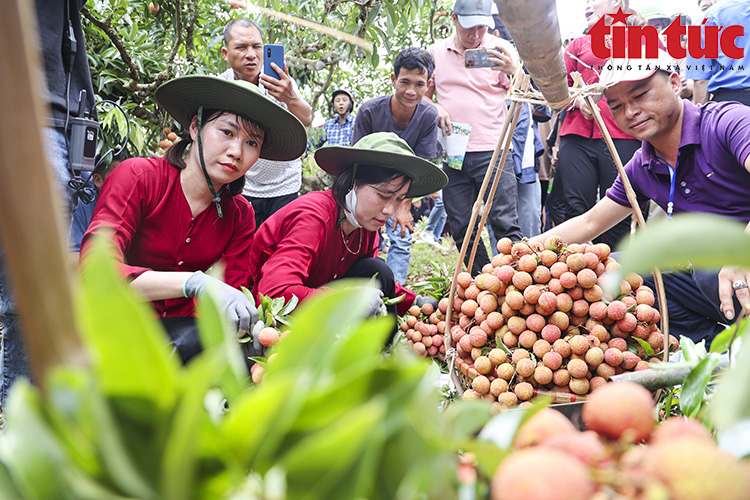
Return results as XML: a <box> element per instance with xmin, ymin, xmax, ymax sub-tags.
<box><xmin>299</xmin><ymin>42</ymin><xmax>327</xmax><ymax>55</ymax></box>
<box><xmin>185</xmin><ymin>0</ymin><xmax>196</xmax><ymax>65</ymax></box>
<box><xmin>130</xmin><ymin>105</ymin><xmax>160</xmax><ymax>126</ymax></box>
<box><xmin>81</xmin><ymin>6</ymin><xmax>140</xmax><ymax>83</ymax></box>
<box><xmin>309</xmin><ymin>63</ymin><xmax>337</xmax><ymax>124</ymax></box>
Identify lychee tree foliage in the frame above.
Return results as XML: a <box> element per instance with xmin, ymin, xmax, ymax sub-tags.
<box><xmin>613</xmin><ymin>213</ymin><xmax>750</xmax><ymax>432</ymax></box>
<box><xmin>0</xmin><ymin>241</ymin><xmax>494</xmax><ymax>500</ymax></box>
<box><xmin>82</xmin><ymin>0</ymin><xmax>453</xmax><ymax>160</ymax></box>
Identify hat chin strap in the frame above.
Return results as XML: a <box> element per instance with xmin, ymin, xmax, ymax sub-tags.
<box><xmin>196</xmin><ymin>105</ymin><xmax>224</xmax><ymax>218</ymax></box>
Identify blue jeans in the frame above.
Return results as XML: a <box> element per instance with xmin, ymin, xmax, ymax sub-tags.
<box><xmin>424</xmin><ymin>190</ymin><xmax>447</xmax><ymax>238</ymax></box>
<box><xmin>517</xmin><ymin>175</ymin><xmax>542</xmax><ymax>238</ymax></box>
<box><xmin>1</xmin><ymin>127</ymin><xmax>75</xmax><ymax>405</ymax></box>
<box><xmin>385</xmin><ymin>216</ymin><xmax>412</xmax><ymax>285</ymax></box>
<box><xmin>443</xmin><ymin>151</ymin><xmax>522</xmax><ymax>276</ymax></box>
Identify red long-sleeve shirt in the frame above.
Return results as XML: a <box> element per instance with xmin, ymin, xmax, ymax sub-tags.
<box><xmin>560</xmin><ymin>36</ymin><xmax>636</xmax><ymax>140</ymax></box>
<box><xmin>80</xmin><ymin>156</ymin><xmax>255</xmax><ymax>318</ymax></box>
<box><xmin>249</xmin><ymin>190</ymin><xmax>415</xmax><ymax>314</ymax></box>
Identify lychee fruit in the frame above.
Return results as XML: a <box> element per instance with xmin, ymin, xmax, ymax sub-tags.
<box><xmin>513</xmin><ymin>408</ymin><xmax>576</xmax><ymax>448</ymax></box>
<box><xmin>582</xmin><ymin>381</ymin><xmax>655</xmax><ymax>442</ymax></box>
<box><xmin>491</xmin><ymin>448</ymin><xmax>595</xmax><ymax>500</ymax></box>
<box><xmin>258</xmin><ymin>327</ymin><xmax>281</xmax><ymax>347</ymax></box>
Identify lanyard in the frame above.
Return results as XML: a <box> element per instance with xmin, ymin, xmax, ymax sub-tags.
<box><xmin>654</xmin><ymin>154</ymin><xmax>676</xmax><ymax>221</ymax></box>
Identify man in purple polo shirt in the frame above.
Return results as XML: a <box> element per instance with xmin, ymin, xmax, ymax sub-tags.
<box><xmin>535</xmin><ymin>56</ymin><xmax>750</xmax><ymax>344</ymax></box>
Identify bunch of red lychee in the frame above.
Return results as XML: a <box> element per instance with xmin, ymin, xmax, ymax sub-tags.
<box><xmin>452</xmin><ymin>236</ymin><xmax>676</xmax><ymax>408</ymax></box>
<box><xmin>491</xmin><ymin>382</ymin><xmax>750</xmax><ymax>500</ymax></box>
<box><xmin>402</xmin><ymin>300</ymin><xmax>447</xmax><ymax>360</ymax></box>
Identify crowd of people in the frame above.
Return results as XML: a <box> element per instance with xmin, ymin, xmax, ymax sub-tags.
<box><xmin>1</xmin><ymin>0</ymin><xmax>749</xmax><ymax>403</ymax></box>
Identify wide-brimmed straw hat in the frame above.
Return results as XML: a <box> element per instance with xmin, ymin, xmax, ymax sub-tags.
<box><xmin>155</xmin><ymin>75</ymin><xmax>306</xmax><ymax>161</ymax></box>
<box><xmin>314</xmin><ymin>132</ymin><xmax>448</xmax><ymax>198</ymax></box>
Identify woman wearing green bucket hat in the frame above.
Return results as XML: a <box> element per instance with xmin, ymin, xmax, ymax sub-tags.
<box><xmin>79</xmin><ymin>75</ymin><xmax>306</xmax><ymax>362</ymax></box>
<box><xmin>248</xmin><ymin>132</ymin><xmax>448</xmax><ymax>333</ymax></box>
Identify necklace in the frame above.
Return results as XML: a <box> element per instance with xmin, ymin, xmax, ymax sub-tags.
<box><xmin>340</xmin><ymin>224</ymin><xmax>363</xmax><ymax>255</ymax></box>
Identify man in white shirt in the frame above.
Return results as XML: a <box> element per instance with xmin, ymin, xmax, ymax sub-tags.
<box><xmin>219</xmin><ymin>18</ymin><xmax>312</xmax><ymax>227</ymax></box>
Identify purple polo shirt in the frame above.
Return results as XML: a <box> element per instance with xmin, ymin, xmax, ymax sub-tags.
<box><xmin>606</xmin><ymin>100</ymin><xmax>750</xmax><ymax>222</ymax></box>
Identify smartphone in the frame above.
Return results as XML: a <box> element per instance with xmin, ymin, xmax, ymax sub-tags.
<box><xmin>263</xmin><ymin>44</ymin><xmax>285</xmax><ymax>80</ymax></box>
<box><xmin>464</xmin><ymin>48</ymin><xmax>499</xmax><ymax>69</ymax></box>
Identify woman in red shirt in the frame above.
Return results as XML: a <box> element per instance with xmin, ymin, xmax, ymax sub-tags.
<box><xmin>249</xmin><ymin>132</ymin><xmax>447</xmax><ymax>326</ymax></box>
<box><xmin>80</xmin><ymin>76</ymin><xmax>306</xmax><ymax>359</ymax></box>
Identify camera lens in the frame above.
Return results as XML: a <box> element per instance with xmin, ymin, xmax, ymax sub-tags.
<box><xmin>267</xmin><ymin>48</ymin><xmax>271</xmax><ymax>57</ymax></box>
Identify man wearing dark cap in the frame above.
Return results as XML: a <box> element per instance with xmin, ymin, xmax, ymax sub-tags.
<box><xmin>535</xmin><ymin>53</ymin><xmax>750</xmax><ymax>344</ymax></box>
<box><xmin>426</xmin><ymin>0</ymin><xmax>523</xmax><ymax>276</ymax></box>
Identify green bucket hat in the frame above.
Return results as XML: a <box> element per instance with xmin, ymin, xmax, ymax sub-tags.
<box><xmin>314</xmin><ymin>132</ymin><xmax>448</xmax><ymax>198</ymax></box>
<box><xmin>155</xmin><ymin>75</ymin><xmax>306</xmax><ymax>161</ymax></box>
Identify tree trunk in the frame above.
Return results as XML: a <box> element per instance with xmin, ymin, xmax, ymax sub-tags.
<box><xmin>495</xmin><ymin>0</ymin><xmax>569</xmax><ymax>108</ymax></box>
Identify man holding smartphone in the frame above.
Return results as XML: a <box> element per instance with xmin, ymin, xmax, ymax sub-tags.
<box><xmin>426</xmin><ymin>0</ymin><xmax>523</xmax><ymax>276</ymax></box>
<box><xmin>219</xmin><ymin>18</ymin><xmax>312</xmax><ymax>227</ymax></box>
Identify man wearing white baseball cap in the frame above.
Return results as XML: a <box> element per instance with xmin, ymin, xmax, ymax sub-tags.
<box><xmin>535</xmin><ymin>51</ymin><xmax>750</xmax><ymax>345</ymax></box>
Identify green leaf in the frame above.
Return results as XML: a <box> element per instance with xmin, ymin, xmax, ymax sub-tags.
<box><xmin>88</xmin><ymin>391</ymin><xmax>158</xmax><ymax>499</ymax></box>
<box><xmin>129</xmin><ymin>123</ymin><xmax>144</xmax><ymax>155</ymax></box>
<box><xmin>271</xmin><ymin>297</ymin><xmax>285</xmax><ymax>312</ymax></box>
<box><xmin>679</xmin><ymin>353</ymin><xmax>721</xmax><ymax>418</ymax></box>
<box><xmin>456</xmin><ymin>440</ymin><xmax>509</xmax><ymax>480</ymax></box>
<box><xmin>365</xmin><ymin>2</ymin><xmax>383</xmax><ymax>24</ymax></box>
<box><xmin>76</xmin><ymin>236</ymin><xmax>180</xmax><ymax>409</ymax></box>
<box><xmin>160</xmin><ymin>353</ymin><xmax>224</xmax><ymax>500</ymax></box>
<box><xmin>43</xmin><ymin>369</ymin><xmax>102</xmax><ymax>477</ymax></box>
<box><xmin>633</xmin><ymin>337</ymin><xmax>655</xmax><ymax>357</ymax></box>
<box><xmin>710</xmin><ymin>329</ymin><xmax>750</xmax><ymax>429</ymax></box>
<box><xmin>614</xmin><ymin>214</ymin><xmax>750</xmax><ymax>276</ymax></box>
<box><xmin>263</xmin><ymin>282</ymin><xmax>370</xmax><ymax>378</ymax></box>
<box><xmin>64</xmin><ymin>467</ymin><xmax>143</xmax><ymax>500</ymax></box>
<box><xmin>0</xmin><ymin>461</ymin><xmax>23</xmax><ymax>500</ymax></box>
<box><xmin>329</xmin><ymin>315</ymin><xmax>391</xmax><ymax>373</ymax></box>
<box><xmin>710</xmin><ymin>320</ymin><xmax>748</xmax><ymax>353</ymax></box>
<box><xmin>278</xmin><ymin>295</ymin><xmax>299</xmax><ymax>316</ymax></box>
<box><xmin>280</xmin><ymin>398</ymin><xmax>387</xmax><ymax>500</ymax></box>
<box><xmin>195</xmin><ymin>286</ymin><xmax>248</xmax><ymax>403</ymax></box>
<box><xmin>286</xmin><ymin>362</ymin><xmax>379</xmax><ymax>432</ymax></box>
<box><xmin>442</xmin><ymin>401</ymin><xmax>494</xmax><ymax>441</ymax></box>
<box><xmin>221</xmin><ymin>373</ymin><xmax>303</xmax><ymax>466</ymax></box>
<box><xmin>114</xmin><ymin>107</ymin><xmax>128</xmax><ymax>139</ymax></box>
<box><xmin>680</xmin><ymin>336</ymin><xmax>699</xmax><ymax>363</ymax></box>
<box><xmin>0</xmin><ymin>382</ymin><xmax>74</xmax><ymax>500</ymax></box>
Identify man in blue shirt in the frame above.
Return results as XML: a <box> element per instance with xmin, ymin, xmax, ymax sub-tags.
<box><xmin>687</xmin><ymin>0</ymin><xmax>750</xmax><ymax>106</ymax></box>
<box><xmin>309</xmin><ymin>89</ymin><xmax>356</xmax><ymax>150</ymax></box>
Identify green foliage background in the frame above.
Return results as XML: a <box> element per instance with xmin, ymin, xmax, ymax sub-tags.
<box><xmin>83</xmin><ymin>0</ymin><xmax>454</xmax><ymax>160</ymax></box>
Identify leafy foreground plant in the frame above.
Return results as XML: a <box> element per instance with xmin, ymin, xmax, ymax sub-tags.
<box><xmin>0</xmin><ymin>244</ymin><xmax>479</xmax><ymax>500</ymax></box>
<box><xmin>613</xmin><ymin>213</ymin><xmax>750</xmax><ymax>432</ymax></box>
